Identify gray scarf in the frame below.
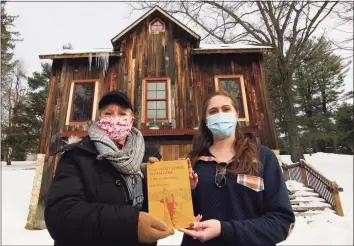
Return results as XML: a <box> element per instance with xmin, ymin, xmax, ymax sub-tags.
<box><xmin>87</xmin><ymin>121</ymin><xmax>145</xmax><ymax>208</ymax></box>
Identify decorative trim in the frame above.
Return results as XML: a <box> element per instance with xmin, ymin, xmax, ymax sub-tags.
<box><xmin>149</xmin><ymin>17</ymin><xmax>165</xmax><ymax>33</ymax></box>
<box><xmin>65</xmin><ymin>80</ymin><xmax>99</xmax><ymax>125</ymax></box>
<box><xmin>141</xmin><ymin>77</ymin><xmax>171</xmax><ymax>123</ymax></box>
<box><xmin>214</xmin><ymin>75</ymin><xmax>250</xmax><ymax>122</ymax></box>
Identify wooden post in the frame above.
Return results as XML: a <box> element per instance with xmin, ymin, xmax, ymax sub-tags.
<box><xmin>299</xmin><ymin>159</ymin><xmax>309</xmax><ymax>187</ymax></box>
<box><xmin>331</xmin><ymin>181</ymin><xmax>344</xmax><ymax>216</ymax></box>
<box><xmin>25</xmin><ymin>154</ymin><xmax>47</xmax><ymax>230</ymax></box>
<box><xmin>272</xmin><ymin>149</ymin><xmax>282</xmax><ymax>169</ymax></box>
<box><xmin>282</xmin><ymin>165</ymin><xmax>290</xmax><ymax>181</ymax></box>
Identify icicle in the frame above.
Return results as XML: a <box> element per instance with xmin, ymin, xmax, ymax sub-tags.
<box><xmin>96</xmin><ymin>54</ymin><xmax>99</xmax><ymax>70</ymax></box>
<box><xmin>102</xmin><ymin>52</ymin><xmax>109</xmax><ymax>76</ymax></box>
<box><xmin>93</xmin><ymin>52</ymin><xmax>110</xmax><ymax>77</ymax></box>
<box><xmin>88</xmin><ymin>53</ymin><xmax>92</xmax><ymax>71</ymax></box>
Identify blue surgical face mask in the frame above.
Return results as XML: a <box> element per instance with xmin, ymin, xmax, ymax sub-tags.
<box><xmin>206</xmin><ymin>112</ymin><xmax>237</xmax><ymax>139</ymax></box>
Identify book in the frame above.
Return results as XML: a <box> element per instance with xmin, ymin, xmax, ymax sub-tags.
<box><xmin>146</xmin><ymin>159</ymin><xmax>195</xmax><ymax>229</ymax></box>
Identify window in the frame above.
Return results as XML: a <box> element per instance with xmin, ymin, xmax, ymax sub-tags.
<box><xmin>142</xmin><ymin>78</ymin><xmax>171</xmax><ymax>122</ymax></box>
<box><xmin>66</xmin><ymin>80</ymin><xmax>100</xmax><ymax>124</ymax></box>
<box><xmin>146</xmin><ymin>81</ymin><xmax>168</xmax><ymax>120</ymax></box>
<box><xmin>215</xmin><ymin>75</ymin><xmax>249</xmax><ymax>121</ymax></box>
<box><xmin>149</xmin><ymin>18</ymin><xmax>165</xmax><ymax>32</ymax></box>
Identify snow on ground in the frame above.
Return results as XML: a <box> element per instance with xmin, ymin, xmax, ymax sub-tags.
<box><xmin>2</xmin><ymin>152</ymin><xmax>353</xmax><ymax>245</ymax></box>
<box><xmin>2</xmin><ymin>162</ymin><xmax>54</xmax><ymax>245</ymax></box>
<box><xmin>286</xmin><ymin>180</ymin><xmax>313</xmax><ymax>191</ymax></box>
<box><xmin>279</xmin><ymin>153</ymin><xmax>353</xmax><ymax>245</ymax></box>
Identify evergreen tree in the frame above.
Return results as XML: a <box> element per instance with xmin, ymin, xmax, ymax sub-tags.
<box><xmin>266</xmin><ymin>37</ymin><xmax>352</xmax><ymax>155</ymax></box>
<box><xmin>9</xmin><ymin>63</ymin><xmax>51</xmax><ymax>157</ymax></box>
<box><xmin>1</xmin><ymin>1</ymin><xmax>22</xmax><ymax>164</ymax></box>
<box><xmin>1</xmin><ymin>1</ymin><xmax>21</xmax><ymax>84</ymax></box>
<box><xmin>335</xmin><ymin>103</ymin><xmax>354</xmax><ymax>154</ymax></box>
<box><xmin>294</xmin><ymin>37</ymin><xmax>352</xmax><ymax>153</ymax></box>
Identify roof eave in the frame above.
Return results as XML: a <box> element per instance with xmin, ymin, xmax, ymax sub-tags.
<box><xmin>39</xmin><ymin>52</ymin><xmax>122</xmax><ymax>60</ymax></box>
<box><xmin>191</xmin><ymin>48</ymin><xmax>275</xmax><ymax>55</ymax></box>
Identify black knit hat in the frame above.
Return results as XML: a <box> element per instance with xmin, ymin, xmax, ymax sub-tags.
<box><xmin>98</xmin><ymin>90</ymin><xmax>133</xmax><ymax>111</ymax></box>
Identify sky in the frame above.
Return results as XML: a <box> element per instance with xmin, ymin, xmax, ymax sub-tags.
<box><xmin>6</xmin><ymin>1</ymin><xmax>354</xmax><ymax>94</ymax></box>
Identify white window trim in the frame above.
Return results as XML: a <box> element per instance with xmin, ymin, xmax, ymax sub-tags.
<box><xmin>141</xmin><ymin>77</ymin><xmax>171</xmax><ymax>123</ymax></box>
<box><xmin>214</xmin><ymin>75</ymin><xmax>250</xmax><ymax>122</ymax></box>
<box><xmin>65</xmin><ymin>80</ymin><xmax>100</xmax><ymax>125</ymax></box>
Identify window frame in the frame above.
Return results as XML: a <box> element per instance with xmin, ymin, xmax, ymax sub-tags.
<box><xmin>66</xmin><ymin>80</ymin><xmax>100</xmax><ymax>125</ymax></box>
<box><xmin>142</xmin><ymin>77</ymin><xmax>171</xmax><ymax>123</ymax></box>
<box><xmin>214</xmin><ymin>75</ymin><xmax>250</xmax><ymax>122</ymax></box>
<box><xmin>149</xmin><ymin>17</ymin><xmax>165</xmax><ymax>33</ymax></box>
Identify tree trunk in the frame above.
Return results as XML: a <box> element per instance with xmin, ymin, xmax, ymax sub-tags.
<box><xmin>313</xmin><ymin>139</ymin><xmax>318</xmax><ymax>153</ymax></box>
<box><xmin>5</xmin><ymin>147</ymin><xmax>11</xmax><ymax>166</ymax></box>
<box><xmin>348</xmin><ymin>142</ymin><xmax>354</xmax><ymax>154</ymax></box>
<box><xmin>282</xmin><ymin>76</ymin><xmax>304</xmax><ymax>163</ymax></box>
<box><xmin>332</xmin><ymin>139</ymin><xmax>337</xmax><ymax>154</ymax></box>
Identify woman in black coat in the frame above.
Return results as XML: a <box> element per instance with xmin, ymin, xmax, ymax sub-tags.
<box><xmin>44</xmin><ymin>90</ymin><xmax>174</xmax><ymax>246</ymax></box>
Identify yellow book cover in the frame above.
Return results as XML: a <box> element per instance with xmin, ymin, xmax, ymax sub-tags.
<box><xmin>147</xmin><ymin>160</ymin><xmax>195</xmax><ymax>229</ymax></box>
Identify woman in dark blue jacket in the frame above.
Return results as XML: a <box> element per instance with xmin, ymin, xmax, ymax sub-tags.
<box><xmin>179</xmin><ymin>91</ymin><xmax>295</xmax><ymax>246</ymax></box>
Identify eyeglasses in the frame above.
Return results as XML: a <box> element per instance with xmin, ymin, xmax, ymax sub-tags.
<box><xmin>215</xmin><ymin>163</ymin><xmax>227</xmax><ymax>188</ymax></box>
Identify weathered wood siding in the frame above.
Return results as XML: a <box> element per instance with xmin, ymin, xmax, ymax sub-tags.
<box><xmin>146</xmin><ymin>140</ymin><xmax>192</xmax><ymax>160</ymax></box>
<box><xmin>39</xmin><ymin>58</ymin><xmax>104</xmax><ymax>155</ymax></box>
<box><xmin>39</xmin><ymin>14</ymin><xmax>278</xmax><ymax>160</ymax></box>
<box><xmin>115</xmin><ymin>13</ymin><xmax>196</xmax><ymax>129</ymax></box>
<box><xmin>191</xmin><ymin>53</ymin><xmax>278</xmax><ymax>149</ymax></box>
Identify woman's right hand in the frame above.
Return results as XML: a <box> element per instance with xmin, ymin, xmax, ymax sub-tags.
<box><xmin>179</xmin><ymin>157</ymin><xmax>198</xmax><ymax>190</ymax></box>
<box><xmin>137</xmin><ymin>212</ymin><xmax>174</xmax><ymax>243</ymax></box>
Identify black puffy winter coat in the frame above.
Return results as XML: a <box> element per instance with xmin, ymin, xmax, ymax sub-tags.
<box><xmin>44</xmin><ymin>136</ymin><xmax>158</xmax><ymax>246</ymax></box>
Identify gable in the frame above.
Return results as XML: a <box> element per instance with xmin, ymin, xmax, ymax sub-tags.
<box><xmin>111</xmin><ymin>6</ymin><xmax>200</xmax><ymax>49</ymax></box>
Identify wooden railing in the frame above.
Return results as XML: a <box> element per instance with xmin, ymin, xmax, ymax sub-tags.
<box><xmin>282</xmin><ymin>159</ymin><xmax>344</xmax><ymax>216</ymax></box>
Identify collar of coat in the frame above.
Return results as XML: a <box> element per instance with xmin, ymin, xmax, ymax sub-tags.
<box><xmin>56</xmin><ymin>136</ymin><xmax>98</xmax><ymax>155</ymax></box>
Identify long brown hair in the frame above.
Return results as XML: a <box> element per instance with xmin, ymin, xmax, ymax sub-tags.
<box><xmin>188</xmin><ymin>90</ymin><xmax>261</xmax><ymax>176</ymax></box>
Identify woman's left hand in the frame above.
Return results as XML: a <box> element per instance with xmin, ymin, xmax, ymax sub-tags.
<box><xmin>179</xmin><ymin>219</ymin><xmax>221</xmax><ymax>242</ymax></box>
<box><xmin>140</xmin><ymin>157</ymin><xmax>160</xmax><ymax>169</ymax></box>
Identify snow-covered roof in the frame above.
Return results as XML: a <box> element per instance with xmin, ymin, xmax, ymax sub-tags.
<box><xmin>194</xmin><ymin>43</ymin><xmax>274</xmax><ymax>51</ymax></box>
<box><xmin>39</xmin><ymin>48</ymin><xmax>121</xmax><ymax>59</ymax></box>
<box><xmin>111</xmin><ymin>6</ymin><xmax>200</xmax><ymax>44</ymax></box>
<box><xmin>39</xmin><ymin>48</ymin><xmax>114</xmax><ymax>56</ymax></box>
<box><xmin>39</xmin><ymin>43</ymin><xmax>273</xmax><ymax>59</ymax></box>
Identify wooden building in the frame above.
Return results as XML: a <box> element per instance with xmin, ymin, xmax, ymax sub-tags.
<box><xmin>39</xmin><ymin>6</ymin><xmax>278</xmax><ymax>170</ymax></box>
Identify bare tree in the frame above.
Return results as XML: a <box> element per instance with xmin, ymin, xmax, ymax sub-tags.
<box><xmin>1</xmin><ymin>60</ymin><xmax>27</xmax><ymax>165</ymax></box>
<box><xmin>129</xmin><ymin>1</ymin><xmax>346</xmax><ymax>162</ymax></box>
<box><xmin>329</xmin><ymin>2</ymin><xmax>353</xmax><ymax>55</ymax></box>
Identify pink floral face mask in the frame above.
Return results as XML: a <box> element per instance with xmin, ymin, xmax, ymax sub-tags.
<box><xmin>97</xmin><ymin>116</ymin><xmax>133</xmax><ymax>142</ymax></box>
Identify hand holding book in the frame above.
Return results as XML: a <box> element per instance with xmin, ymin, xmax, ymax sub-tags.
<box><xmin>179</xmin><ymin>158</ymin><xmax>198</xmax><ymax>190</ymax></box>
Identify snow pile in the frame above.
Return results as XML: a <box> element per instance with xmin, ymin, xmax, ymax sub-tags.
<box><xmin>286</xmin><ymin>180</ymin><xmax>313</xmax><ymax>191</ymax></box>
<box><xmin>280</xmin><ymin>211</ymin><xmax>352</xmax><ymax>245</ymax></box>
<box><xmin>291</xmin><ymin>196</ymin><xmax>325</xmax><ymax>202</ymax></box>
<box><xmin>299</xmin><ymin>201</ymin><xmax>331</xmax><ymax>207</ymax></box>
<box><xmin>293</xmin><ymin>208</ymin><xmax>335</xmax><ymax>215</ymax></box>
<box><xmin>293</xmin><ymin>190</ymin><xmax>319</xmax><ymax>196</ymax></box>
